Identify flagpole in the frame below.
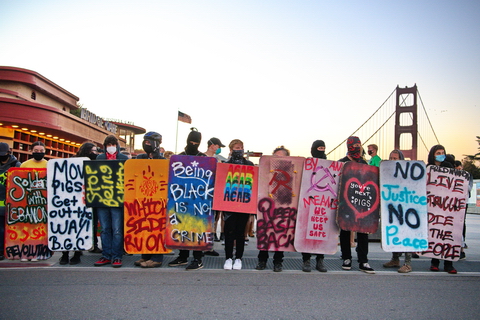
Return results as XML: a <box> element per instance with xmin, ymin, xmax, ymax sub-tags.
<box><xmin>175</xmin><ymin>109</ymin><xmax>179</xmax><ymax>154</ymax></box>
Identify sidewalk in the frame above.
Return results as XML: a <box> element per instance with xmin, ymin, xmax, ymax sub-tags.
<box><xmin>2</xmin><ymin>214</ymin><xmax>479</xmax><ymax>274</ymax></box>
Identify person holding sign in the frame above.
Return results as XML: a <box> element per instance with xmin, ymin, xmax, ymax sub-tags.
<box><xmin>300</xmin><ymin>140</ymin><xmax>329</xmax><ymax>273</ymax></box>
<box><xmin>0</xmin><ymin>142</ymin><xmax>21</xmax><ymax>260</ymax></box>
<box><xmin>255</xmin><ymin>146</ymin><xmax>290</xmax><ymax>272</ymax></box>
<box><xmin>168</xmin><ymin>128</ymin><xmax>208</xmax><ymax>271</ymax></box>
<box><xmin>93</xmin><ymin>135</ymin><xmax>129</xmax><ymax>268</ymax></box>
<box><xmin>382</xmin><ymin>149</ymin><xmax>416</xmax><ymax>273</ymax></box>
<box><xmin>338</xmin><ymin>136</ymin><xmax>375</xmax><ymax>274</ymax></box>
<box><xmin>427</xmin><ymin>144</ymin><xmax>457</xmax><ymax>274</ymax></box>
<box><xmin>19</xmin><ymin>141</ymin><xmax>49</xmax><ymax>262</ymax></box>
<box><xmin>133</xmin><ymin>131</ymin><xmax>167</xmax><ymax>268</ymax></box>
<box><xmin>223</xmin><ymin>139</ymin><xmax>254</xmax><ymax>270</ymax></box>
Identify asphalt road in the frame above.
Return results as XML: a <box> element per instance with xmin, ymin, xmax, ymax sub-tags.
<box><xmin>1</xmin><ymin>214</ymin><xmax>479</xmax><ymax>319</ymax></box>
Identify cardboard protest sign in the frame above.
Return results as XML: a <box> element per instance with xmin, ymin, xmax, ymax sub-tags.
<box><xmin>84</xmin><ymin>160</ymin><xmax>126</xmax><ymax>207</ymax></box>
<box><xmin>380</xmin><ymin>160</ymin><xmax>428</xmax><ymax>252</ymax></box>
<box><xmin>124</xmin><ymin>159</ymin><xmax>170</xmax><ymax>254</ymax></box>
<box><xmin>47</xmin><ymin>158</ymin><xmax>93</xmax><ymax>251</ymax></box>
<box><xmin>212</xmin><ymin>162</ymin><xmax>258</xmax><ymax>214</ymax></box>
<box><xmin>294</xmin><ymin>159</ymin><xmax>343</xmax><ymax>255</ymax></box>
<box><xmin>421</xmin><ymin>166</ymin><xmax>470</xmax><ymax>261</ymax></box>
<box><xmin>336</xmin><ymin>161</ymin><xmax>380</xmax><ymax>234</ymax></box>
<box><xmin>257</xmin><ymin>156</ymin><xmax>304</xmax><ymax>252</ymax></box>
<box><xmin>4</xmin><ymin>168</ymin><xmax>52</xmax><ymax>260</ymax></box>
<box><xmin>165</xmin><ymin>155</ymin><xmax>216</xmax><ymax>251</ymax></box>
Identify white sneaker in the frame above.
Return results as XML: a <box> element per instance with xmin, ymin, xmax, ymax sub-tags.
<box><xmin>233</xmin><ymin>259</ymin><xmax>242</xmax><ymax>270</ymax></box>
<box><xmin>31</xmin><ymin>259</ymin><xmax>39</xmax><ymax>262</ymax></box>
<box><xmin>224</xmin><ymin>258</ymin><xmax>233</xmax><ymax>270</ymax></box>
<box><xmin>20</xmin><ymin>259</ymin><xmax>28</xmax><ymax>262</ymax></box>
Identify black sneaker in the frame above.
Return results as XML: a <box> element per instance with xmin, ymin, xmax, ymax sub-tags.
<box><xmin>359</xmin><ymin>262</ymin><xmax>375</xmax><ymax>274</ymax></box>
<box><xmin>342</xmin><ymin>259</ymin><xmax>352</xmax><ymax>270</ymax></box>
<box><xmin>168</xmin><ymin>257</ymin><xmax>189</xmax><ymax>267</ymax></box>
<box><xmin>214</xmin><ymin>234</ymin><xmax>220</xmax><ymax>242</ymax></box>
<box><xmin>316</xmin><ymin>258</ymin><xmax>327</xmax><ymax>273</ymax></box>
<box><xmin>459</xmin><ymin>251</ymin><xmax>466</xmax><ymax>260</ymax></box>
<box><xmin>255</xmin><ymin>261</ymin><xmax>266</xmax><ymax>270</ymax></box>
<box><xmin>204</xmin><ymin>250</ymin><xmax>220</xmax><ymax>256</ymax></box>
<box><xmin>69</xmin><ymin>254</ymin><xmax>81</xmax><ymax>265</ymax></box>
<box><xmin>273</xmin><ymin>262</ymin><xmax>283</xmax><ymax>272</ymax></box>
<box><xmin>59</xmin><ymin>253</ymin><xmax>69</xmax><ymax>265</ymax></box>
<box><xmin>186</xmin><ymin>259</ymin><xmax>204</xmax><ymax>270</ymax></box>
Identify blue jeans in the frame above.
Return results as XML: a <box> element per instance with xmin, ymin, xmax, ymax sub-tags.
<box><xmin>97</xmin><ymin>207</ymin><xmax>124</xmax><ymax>260</ymax></box>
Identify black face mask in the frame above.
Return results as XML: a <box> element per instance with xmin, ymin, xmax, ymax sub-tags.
<box><xmin>143</xmin><ymin>144</ymin><xmax>154</xmax><ymax>155</ymax></box>
<box><xmin>0</xmin><ymin>155</ymin><xmax>9</xmax><ymax>162</ymax></box>
<box><xmin>311</xmin><ymin>150</ymin><xmax>326</xmax><ymax>159</ymax></box>
<box><xmin>88</xmin><ymin>153</ymin><xmax>98</xmax><ymax>160</ymax></box>
<box><xmin>185</xmin><ymin>142</ymin><xmax>199</xmax><ymax>155</ymax></box>
<box><xmin>33</xmin><ymin>152</ymin><xmax>45</xmax><ymax>161</ymax></box>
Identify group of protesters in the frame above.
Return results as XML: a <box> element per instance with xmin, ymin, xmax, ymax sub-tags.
<box><xmin>0</xmin><ymin>129</ymin><xmax>470</xmax><ymax>275</ymax></box>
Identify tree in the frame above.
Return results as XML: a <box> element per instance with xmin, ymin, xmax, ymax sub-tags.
<box><xmin>462</xmin><ymin>135</ymin><xmax>480</xmax><ymax>179</ymax></box>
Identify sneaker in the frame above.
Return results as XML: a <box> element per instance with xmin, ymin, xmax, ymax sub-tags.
<box><xmin>383</xmin><ymin>259</ymin><xmax>400</xmax><ymax>268</ymax></box>
<box><xmin>273</xmin><ymin>262</ymin><xmax>283</xmax><ymax>272</ymax></box>
<box><xmin>168</xmin><ymin>257</ymin><xmax>188</xmax><ymax>267</ymax></box>
<box><xmin>459</xmin><ymin>251</ymin><xmax>466</xmax><ymax>260</ymax></box>
<box><xmin>59</xmin><ymin>254</ymin><xmax>69</xmax><ymax>265</ymax></box>
<box><xmin>430</xmin><ymin>265</ymin><xmax>440</xmax><ymax>272</ymax></box>
<box><xmin>134</xmin><ymin>258</ymin><xmax>146</xmax><ymax>267</ymax></box>
<box><xmin>316</xmin><ymin>258</ymin><xmax>327</xmax><ymax>273</ymax></box>
<box><xmin>204</xmin><ymin>250</ymin><xmax>220</xmax><ymax>256</ymax></box>
<box><xmin>224</xmin><ymin>258</ymin><xmax>233</xmax><ymax>270</ymax></box>
<box><xmin>0</xmin><ymin>255</ymin><xmax>4</xmax><ymax>261</ymax></box>
<box><xmin>342</xmin><ymin>259</ymin><xmax>352</xmax><ymax>270</ymax></box>
<box><xmin>69</xmin><ymin>254</ymin><xmax>81</xmax><ymax>265</ymax></box>
<box><xmin>112</xmin><ymin>259</ymin><xmax>123</xmax><ymax>268</ymax></box>
<box><xmin>214</xmin><ymin>234</ymin><xmax>220</xmax><ymax>242</ymax></box>
<box><xmin>412</xmin><ymin>253</ymin><xmax>420</xmax><ymax>258</ymax></box>
<box><xmin>302</xmin><ymin>260</ymin><xmax>311</xmax><ymax>272</ymax></box>
<box><xmin>20</xmin><ymin>258</ymin><xmax>28</xmax><ymax>262</ymax></box>
<box><xmin>89</xmin><ymin>246</ymin><xmax>103</xmax><ymax>254</ymax></box>
<box><xmin>398</xmin><ymin>264</ymin><xmax>412</xmax><ymax>273</ymax></box>
<box><xmin>255</xmin><ymin>261</ymin><xmax>266</xmax><ymax>270</ymax></box>
<box><xmin>444</xmin><ymin>266</ymin><xmax>457</xmax><ymax>274</ymax></box>
<box><xmin>233</xmin><ymin>259</ymin><xmax>242</xmax><ymax>270</ymax></box>
<box><xmin>30</xmin><ymin>259</ymin><xmax>39</xmax><ymax>262</ymax></box>
<box><xmin>94</xmin><ymin>257</ymin><xmax>111</xmax><ymax>266</ymax></box>
<box><xmin>141</xmin><ymin>260</ymin><xmax>162</xmax><ymax>268</ymax></box>
<box><xmin>359</xmin><ymin>263</ymin><xmax>375</xmax><ymax>274</ymax></box>
<box><xmin>186</xmin><ymin>259</ymin><xmax>203</xmax><ymax>271</ymax></box>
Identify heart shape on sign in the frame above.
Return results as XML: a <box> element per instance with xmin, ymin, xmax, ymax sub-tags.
<box><xmin>343</xmin><ymin>177</ymin><xmax>379</xmax><ymax>221</ymax></box>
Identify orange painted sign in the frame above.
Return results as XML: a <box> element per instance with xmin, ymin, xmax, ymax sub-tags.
<box><xmin>123</xmin><ymin>159</ymin><xmax>170</xmax><ymax>254</ymax></box>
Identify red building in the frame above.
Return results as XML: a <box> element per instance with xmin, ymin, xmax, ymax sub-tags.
<box><xmin>0</xmin><ymin>66</ymin><xmax>145</xmax><ymax>162</ymax></box>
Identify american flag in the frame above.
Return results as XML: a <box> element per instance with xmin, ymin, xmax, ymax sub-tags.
<box><xmin>178</xmin><ymin>111</ymin><xmax>192</xmax><ymax>124</ymax></box>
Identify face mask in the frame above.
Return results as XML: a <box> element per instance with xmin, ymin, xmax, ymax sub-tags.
<box><xmin>367</xmin><ymin>150</ymin><xmax>373</xmax><ymax>155</ymax></box>
<box><xmin>88</xmin><ymin>153</ymin><xmax>98</xmax><ymax>160</ymax></box>
<box><xmin>33</xmin><ymin>152</ymin><xmax>45</xmax><ymax>161</ymax></box>
<box><xmin>185</xmin><ymin>142</ymin><xmax>199</xmax><ymax>155</ymax></box>
<box><xmin>0</xmin><ymin>155</ymin><xmax>9</xmax><ymax>162</ymax></box>
<box><xmin>215</xmin><ymin>148</ymin><xmax>221</xmax><ymax>155</ymax></box>
<box><xmin>435</xmin><ymin>154</ymin><xmax>446</xmax><ymax>162</ymax></box>
<box><xmin>143</xmin><ymin>144</ymin><xmax>154</xmax><ymax>154</ymax></box>
<box><xmin>106</xmin><ymin>146</ymin><xmax>117</xmax><ymax>155</ymax></box>
<box><xmin>231</xmin><ymin>149</ymin><xmax>244</xmax><ymax>161</ymax></box>
<box><xmin>348</xmin><ymin>146</ymin><xmax>361</xmax><ymax>160</ymax></box>
<box><xmin>311</xmin><ymin>150</ymin><xmax>326</xmax><ymax>159</ymax></box>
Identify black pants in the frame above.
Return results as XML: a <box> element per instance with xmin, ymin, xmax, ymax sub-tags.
<box><xmin>301</xmin><ymin>253</ymin><xmax>324</xmax><ymax>262</ymax></box>
<box><xmin>178</xmin><ymin>250</ymin><xmax>202</xmax><ymax>260</ymax></box>
<box><xmin>340</xmin><ymin>229</ymin><xmax>369</xmax><ymax>264</ymax></box>
<box><xmin>258</xmin><ymin>250</ymin><xmax>284</xmax><ymax>264</ymax></box>
<box><xmin>224</xmin><ymin>212</ymin><xmax>250</xmax><ymax>260</ymax></box>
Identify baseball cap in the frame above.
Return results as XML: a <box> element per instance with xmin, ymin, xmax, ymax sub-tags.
<box><xmin>208</xmin><ymin>137</ymin><xmax>225</xmax><ymax>147</ymax></box>
<box><xmin>0</xmin><ymin>142</ymin><xmax>10</xmax><ymax>156</ymax></box>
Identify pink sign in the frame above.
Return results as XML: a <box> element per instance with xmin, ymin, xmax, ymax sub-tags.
<box><xmin>294</xmin><ymin>159</ymin><xmax>343</xmax><ymax>254</ymax></box>
<box><xmin>212</xmin><ymin>163</ymin><xmax>258</xmax><ymax>214</ymax></box>
<box><xmin>421</xmin><ymin>166</ymin><xmax>470</xmax><ymax>261</ymax></box>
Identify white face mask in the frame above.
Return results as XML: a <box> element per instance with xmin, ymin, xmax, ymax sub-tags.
<box><xmin>106</xmin><ymin>146</ymin><xmax>117</xmax><ymax>154</ymax></box>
